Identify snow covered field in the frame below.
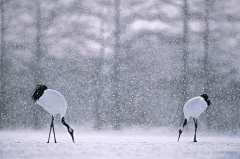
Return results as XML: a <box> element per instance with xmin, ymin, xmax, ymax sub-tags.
<box><xmin>0</xmin><ymin>130</ymin><xmax>240</xmax><ymax>159</ymax></box>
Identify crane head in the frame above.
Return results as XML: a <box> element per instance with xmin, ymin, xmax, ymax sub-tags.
<box><xmin>178</xmin><ymin>129</ymin><xmax>182</xmax><ymax>142</ymax></box>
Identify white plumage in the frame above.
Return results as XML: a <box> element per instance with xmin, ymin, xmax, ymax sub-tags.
<box><xmin>36</xmin><ymin>89</ymin><xmax>67</xmax><ymax>118</ymax></box>
<box><xmin>183</xmin><ymin>97</ymin><xmax>208</xmax><ymax>120</ymax></box>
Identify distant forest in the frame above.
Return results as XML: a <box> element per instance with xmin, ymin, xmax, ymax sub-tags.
<box><xmin>0</xmin><ymin>0</ymin><xmax>239</xmax><ymax>133</ymax></box>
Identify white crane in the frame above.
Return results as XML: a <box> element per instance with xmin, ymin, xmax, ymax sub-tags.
<box><xmin>32</xmin><ymin>85</ymin><xmax>74</xmax><ymax>143</ymax></box>
<box><xmin>178</xmin><ymin>94</ymin><xmax>211</xmax><ymax>142</ymax></box>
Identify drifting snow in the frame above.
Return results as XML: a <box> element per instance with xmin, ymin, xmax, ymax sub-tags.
<box><xmin>0</xmin><ymin>130</ymin><xmax>239</xmax><ymax>159</ymax></box>
<box><xmin>130</xmin><ymin>20</ymin><xmax>170</xmax><ymax>32</ymax></box>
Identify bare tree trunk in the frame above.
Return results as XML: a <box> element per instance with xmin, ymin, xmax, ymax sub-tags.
<box><xmin>204</xmin><ymin>0</ymin><xmax>212</xmax><ymax>130</ymax></box>
<box><xmin>93</xmin><ymin>17</ymin><xmax>105</xmax><ymax>130</ymax></box>
<box><xmin>112</xmin><ymin>0</ymin><xmax>121</xmax><ymax>130</ymax></box>
<box><xmin>174</xmin><ymin>0</ymin><xmax>189</xmax><ymax>126</ymax></box>
<box><xmin>204</xmin><ymin>0</ymin><xmax>210</xmax><ymax>94</ymax></box>
<box><xmin>33</xmin><ymin>0</ymin><xmax>44</xmax><ymax>129</ymax></box>
<box><xmin>0</xmin><ymin>0</ymin><xmax>6</xmax><ymax>129</ymax></box>
<box><xmin>35</xmin><ymin>0</ymin><xmax>43</xmax><ymax>82</ymax></box>
<box><xmin>182</xmin><ymin>0</ymin><xmax>189</xmax><ymax>105</ymax></box>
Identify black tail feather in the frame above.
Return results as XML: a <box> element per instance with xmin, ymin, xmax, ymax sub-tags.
<box><xmin>32</xmin><ymin>85</ymin><xmax>48</xmax><ymax>102</ymax></box>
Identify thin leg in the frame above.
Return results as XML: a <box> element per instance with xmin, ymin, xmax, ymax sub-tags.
<box><xmin>193</xmin><ymin>118</ymin><xmax>198</xmax><ymax>142</ymax></box>
<box><xmin>47</xmin><ymin>116</ymin><xmax>54</xmax><ymax>143</ymax></box>
<box><xmin>52</xmin><ymin>116</ymin><xmax>57</xmax><ymax>143</ymax></box>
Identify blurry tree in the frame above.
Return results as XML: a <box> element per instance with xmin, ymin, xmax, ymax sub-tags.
<box><xmin>203</xmin><ymin>0</ymin><xmax>212</xmax><ymax>130</ymax></box>
<box><xmin>92</xmin><ymin>7</ymin><xmax>106</xmax><ymax>130</ymax></box>
<box><xmin>173</xmin><ymin>0</ymin><xmax>190</xmax><ymax>126</ymax></box>
<box><xmin>0</xmin><ymin>0</ymin><xmax>6</xmax><ymax>129</ymax></box>
<box><xmin>203</xmin><ymin>0</ymin><xmax>210</xmax><ymax>94</ymax></box>
<box><xmin>182</xmin><ymin>0</ymin><xmax>189</xmax><ymax>117</ymax></box>
<box><xmin>112</xmin><ymin>0</ymin><xmax>122</xmax><ymax>130</ymax></box>
<box><xmin>32</xmin><ymin>0</ymin><xmax>44</xmax><ymax>129</ymax></box>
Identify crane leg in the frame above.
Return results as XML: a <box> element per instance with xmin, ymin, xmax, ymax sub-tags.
<box><xmin>52</xmin><ymin>116</ymin><xmax>57</xmax><ymax>143</ymax></box>
<box><xmin>193</xmin><ymin>118</ymin><xmax>198</xmax><ymax>142</ymax></box>
<box><xmin>47</xmin><ymin>116</ymin><xmax>54</xmax><ymax>143</ymax></box>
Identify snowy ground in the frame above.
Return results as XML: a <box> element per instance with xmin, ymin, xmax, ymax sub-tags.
<box><xmin>0</xmin><ymin>129</ymin><xmax>240</xmax><ymax>159</ymax></box>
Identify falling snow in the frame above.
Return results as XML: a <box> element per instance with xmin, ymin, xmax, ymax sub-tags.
<box><xmin>0</xmin><ymin>0</ymin><xmax>240</xmax><ymax>158</ymax></box>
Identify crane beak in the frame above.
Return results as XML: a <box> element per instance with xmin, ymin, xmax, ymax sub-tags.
<box><xmin>70</xmin><ymin>133</ymin><xmax>75</xmax><ymax>143</ymax></box>
<box><xmin>178</xmin><ymin>129</ymin><xmax>182</xmax><ymax>142</ymax></box>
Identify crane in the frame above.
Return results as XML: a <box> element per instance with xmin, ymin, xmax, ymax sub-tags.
<box><xmin>178</xmin><ymin>94</ymin><xmax>211</xmax><ymax>142</ymax></box>
<box><xmin>32</xmin><ymin>85</ymin><xmax>75</xmax><ymax>143</ymax></box>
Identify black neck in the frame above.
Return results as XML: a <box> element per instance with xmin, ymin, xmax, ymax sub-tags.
<box><xmin>200</xmin><ymin>95</ymin><xmax>211</xmax><ymax>106</ymax></box>
<box><xmin>62</xmin><ymin>117</ymin><xmax>70</xmax><ymax>129</ymax></box>
<box><xmin>203</xmin><ymin>98</ymin><xmax>211</xmax><ymax>106</ymax></box>
<box><xmin>206</xmin><ymin>99</ymin><xmax>211</xmax><ymax>106</ymax></box>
